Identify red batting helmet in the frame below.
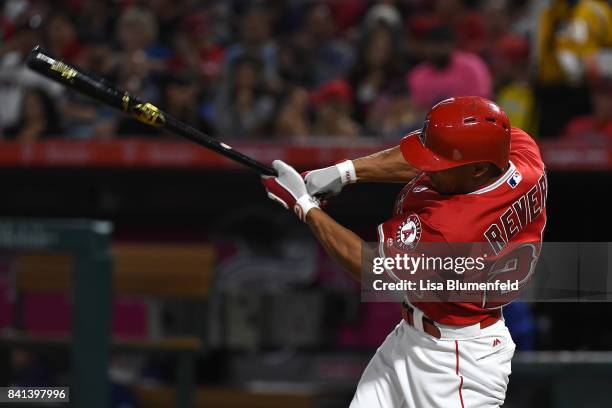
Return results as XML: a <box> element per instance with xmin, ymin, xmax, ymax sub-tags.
<box><xmin>400</xmin><ymin>96</ymin><xmax>511</xmax><ymax>172</ymax></box>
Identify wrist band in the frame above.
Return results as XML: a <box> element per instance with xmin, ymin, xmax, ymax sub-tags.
<box><xmin>294</xmin><ymin>194</ymin><xmax>320</xmax><ymax>222</ymax></box>
<box><xmin>336</xmin><ymin>160</ymin><xmax>357</xmax><ymax>185</ymax></box>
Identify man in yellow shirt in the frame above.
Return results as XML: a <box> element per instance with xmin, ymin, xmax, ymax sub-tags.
<box><xmin>538</xmin><ymin>0</ymin><xmax>612</xmax><ymax>85</ymax></box>
<box><xmin>536</xmin><ymin>0</ymin><xmax>612</xmax><ymax>137</ymax></box>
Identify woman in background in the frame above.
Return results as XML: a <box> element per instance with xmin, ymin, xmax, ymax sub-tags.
<box><xmin>3</xmin><ymin>87</ymin><xmax>62</xmax><ymax>141</ymax></box>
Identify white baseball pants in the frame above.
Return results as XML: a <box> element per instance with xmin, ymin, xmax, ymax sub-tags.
<box><xmin>350</xmin><ymin>317</ymin><xmax>515</xmax><ymax>408</ymax></box>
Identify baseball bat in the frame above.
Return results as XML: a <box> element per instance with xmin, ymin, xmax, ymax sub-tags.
<box><xmin>25</xmin><ymin>45</ymin><xmax>277</xmax><ymax>176</ymax></box>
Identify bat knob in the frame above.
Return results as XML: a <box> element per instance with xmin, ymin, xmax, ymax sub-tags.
<box><xmin>26</xmin><ymin>45</ymin><xmax>50</xmax><ymax>70</ymax></box>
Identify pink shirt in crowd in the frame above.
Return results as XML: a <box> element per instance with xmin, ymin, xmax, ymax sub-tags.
<box><xmin>407</xmin><ymin>51</ymin><xmax>492</xmax><ymax>110</ymax></box>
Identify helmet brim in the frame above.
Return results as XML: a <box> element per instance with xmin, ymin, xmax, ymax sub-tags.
<box><xmin>400</xmin><ymin>132</ymin><xmax>470</xmax><ymax>172</ymax></box>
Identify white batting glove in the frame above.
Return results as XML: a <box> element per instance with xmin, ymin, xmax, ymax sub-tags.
<box><xmin>261</xmin><ymin>160</ymin><xmax>320</xmax><ymax>222</ymax></box>
<box><xmin>304</xmin><ymin>160</ymin><xmax>357</xmax><ymax>198</ymax></box>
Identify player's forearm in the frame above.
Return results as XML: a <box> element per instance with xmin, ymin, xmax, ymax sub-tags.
<box><xmin>305</xmin><ymin>208</ymin><xmax>365</xmax><ymax>281</ymax></box>
<box><xmin>353</xmin><ymin>146</ymin><xmax>420</xmax><ymax>183</ymax></box>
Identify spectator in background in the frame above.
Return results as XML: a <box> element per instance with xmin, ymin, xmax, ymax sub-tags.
<box><xmin>168</xmin><ymin>11</ymin><xmax>226</xmax><ymax>83</ymax></box>
<box><xmin>481</xmin><ymin>0</ymin><xmax>510</xmax><ymax>37</ymax></box>
<box><xmin>143</xmin><ymin>0</ymin><xmax>188</xmax><ymax>48</ymax></box>
<box><xmin>538</xmin><ymin>0</ymin><xmax>612</xmax><ymax>86</ymax></box>
<box><xmin>349</xmin><ymin>8</ymin><xmax>420</xmax><ymax>138</ymax></box>
<box><xmin>505</xmin><ymin>0</ymin><xmax>545</xmax><ymax>40</ymax></box>
<box><xmin>60</xmin><ymin>37</ymin><xmax>118</xmax><ymax>139</ymax></box>
<box><xmin>293</xmin><ymin>2</ymin><xmax>354</xmax><ymax>86</ymax></box>
<box><xmin>223</xmin><ymin>6</ymin><xmax>278</xmax><ymax>91</ymax></box>
<box><xmin>535</xmin><ymin>0</ymin><xmax>612</xmax><ymax>137</ymax></box>
<box><xmin>73</xmin><ymin>0</ymin><xmax>117</xmax><ymax>41</ymax></box>
<box><xmin>0</xmin><ymin>12</ymin><xmax>64</xmax><ymax>133</ymax></box>
<box><xmin>328</xmin><ymin>0</ymin><xmax>369</xmax><ymax>34</ymax></box>
<box><xmin>4</xmin><ymin>87</ymin><xmax>62</xmax><ymax>141</ymax></box>
<box><xmin>214</xmin><ymin>56</ymin><xmax>275</xmax><ymax>139</ymax></box>
<box><xmin>479</xmin><ymin>0</ymin><xmax>510</xmax><ymax>56</ymax></box>
<box><xmin>160</xmin><ymin>73</ymin><xmax>213</xmax><ymax>136</ymax></box>
<box><xmin>114</xmin><ymin>7</ymin><xmax>164</xmax><ymax>99</ymax></box>
<box><xmin>310</xmin><ymin>79</ymin><xmax>359</xmax><ymax>138</ymax></box>
<box><xmin>492</xmin><ymin>34</ymin><xmax>537</xmax><ymax>137</ymax></box>
<box><xmin>114</xmin><ymin>7</ymin><xmax>164</xmax><ymax>136</ymax></box>
<box><xmin>406</xmin><ymin>23</ymin><xmax>492</xmax><ymax>111</ymax></box>
<box><xmin>562</xmin><ymin>54</ymin><xmax>612</xmax><ymax>141</ymax></box>
<box><xmin>276</xmin><ymin>40</ymin><xmax>314</xmax><ymax>89</ymax></box>
<box><xmin>366</xmin><ymin>95</ymin><xmax>422</xmax><ymax>139</ymax></box>
<box><xmin>349</xmin><ymin>23</ymin><xmax>404</xmax><ymax>125</ymax></box>
<box><xmin>275</xmin><ymin>87</ymin><xmax>311</xmax><ymax>139</ymax></box>
<box><xmin>43</xmin><ymin>12</ymin><xmax>84</xmax><ymax>62</ymax></box>
<box><xmin>361</xmin><ymin>3</ymin><xmax>403</xmax><ymax>36</ymax></box>
<box><xmin>422</xmin><ymin>0</ymin><xmax>487</xmax><ymax>55</ymax></box>
<box><xmin>116</xmin><ymin>6</ymin><xmax>160</xmax><ymax>57</ymax></box>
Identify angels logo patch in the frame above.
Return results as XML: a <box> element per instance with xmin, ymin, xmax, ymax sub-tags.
<box><xmin>395</xmin><ymin>214</ymin><xmax>422</xmax><ymax>250</ymax></box>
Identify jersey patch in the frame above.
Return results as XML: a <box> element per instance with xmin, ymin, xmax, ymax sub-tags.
<box><xmin>396</xmin><ymin>214</ymin><xmax>422</xmax><ymax>250</ymax></box>
<box><xmin>507</xmin><ymin>170</ymin><xmax>523</xmax><ymax>188</ymax></box>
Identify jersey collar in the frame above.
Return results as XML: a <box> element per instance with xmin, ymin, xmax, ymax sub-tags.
<box><xmin>468</xmin><ymin>161</ymin><xmax>516</xmax><ymax>195</ymax></box>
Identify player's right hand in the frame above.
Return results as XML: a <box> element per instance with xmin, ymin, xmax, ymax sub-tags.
<box><xmin>262</xmin><ymin>160</ymin><xmax>320</xmax><ymax>222</ymax></box>
<box><xmin>304</xmin><ymin>160</ymin><xmax>357</xmax><ymax>198</ymax></box>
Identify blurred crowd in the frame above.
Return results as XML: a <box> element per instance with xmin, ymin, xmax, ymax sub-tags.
<box><xmin>0</xmin><ymin>0</ymin><xmax>611</xmax><ymax>141</ymax></box>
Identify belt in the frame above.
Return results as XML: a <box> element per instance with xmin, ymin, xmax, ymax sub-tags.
<box><xmin>401</xmin><ymin>302</ymin><xmax>501</xmax><ymax>339</ymax></box>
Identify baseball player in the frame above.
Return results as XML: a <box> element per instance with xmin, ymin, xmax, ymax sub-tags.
<box><xmin>261</xmin><ymin>96</ymin><xmax>547</xmax><ymax>407</ymax></box>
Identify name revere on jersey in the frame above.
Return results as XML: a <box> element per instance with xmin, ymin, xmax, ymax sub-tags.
<box><xmin>377</xmin><ymin>127</ymin><xmax>547</xmax><ymax>326</ymax></box>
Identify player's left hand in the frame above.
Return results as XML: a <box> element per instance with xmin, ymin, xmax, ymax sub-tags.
<box><xmin>261</xmin><ymin>160</ymin><xmax>320</xmax><ymax>222</ymax></box>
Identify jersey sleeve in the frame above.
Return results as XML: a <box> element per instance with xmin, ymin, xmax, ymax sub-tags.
<box><xmin>510</xmin><ymin>127</ymin><xmax>539</xmax><ymax>153</ymax></box>
<box><xmin>510</xmin><ymin>127</ymin><xmax>544</xmax><ymax>170</ymax></box>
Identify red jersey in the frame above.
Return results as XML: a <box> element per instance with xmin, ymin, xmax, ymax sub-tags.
<box><xmin>377</xmin><ymin>128</ymin><xmax>547</xmax><ymax>326</ymax></box>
